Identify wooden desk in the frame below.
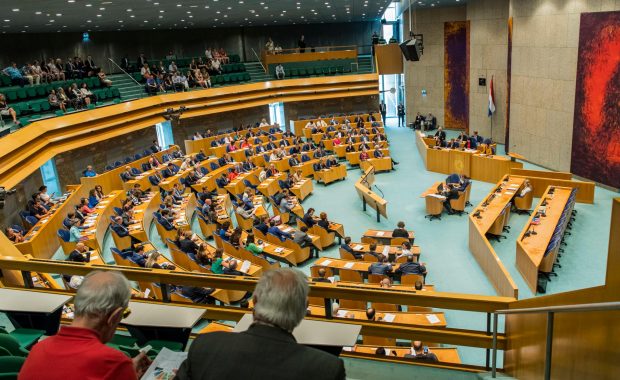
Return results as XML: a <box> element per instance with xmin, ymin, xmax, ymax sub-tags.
<box><xmin>224</xmin><ymin>168</ymin><xmax>261</xmax><ymax>196</ymax></box>
<box><xmin>314</xmin><ymin>257</ymin><xmax>402</xmax><ymax>275</ymax></box>
<box><xmin>360</xmin><ymin>157</ymin><xmax>393</xmax><ymax>173</ymax></box>
<box><xmin>294</xmin><ymin>113</ymin><xmax>379</xmax><ymax>137</ymax></box>
<box><xmin>355</xmin><ymin>167</ymin><xmax>388</xmax><ymax>220</ymax></box>
<box><xmin>362</xmin><ymin>229</ymin><xmax>414</xmax><ymax>245</ymax></box>
<box><xmin>190</xmin><ymin>164</ymin><xmax>233</xmax><ymax>193</ymax></box>
<box><xmin>471</xmin><ymin>154</ymin><xmax>520</xmax><ymax>183</ymax></box>
<box><xmin>314</xmin><ymin>164</ymin><xmax>347</xmax><ymax>185</ymax></box>
<box><xmin>82</xmin><ymin>146</ymin><xmax>179</xmax><ymax>193</ymax></box>
<box><xmin>468</xmin><ymin>175</ymin><xmax>522</xmax><ymax>298</ymax></box>
<box><xmin>348</xmin><ymin>242</ymin><xmax>421</xmax><ymax>262</ymax></box>
<box><xmin>307</xmin><ymin>306</ymin><xmax>447</xmax><ymax>328</ymax></box>
<box><xmin>257</xmin><ymin>173</ymin><xmax>285</xmax><ymax>198</ymax></box>
<box><xmin>289</xmin><ymin>178</ymin><xmax>313</xmax><ymax>201</ymax></box>
<box><xmin>126</xmin><ymin>192</ymin><xmax>159</xmax><ymax>242</ymax></box>
<box><xmin>15</xmin><ymin>185</ymin><xmax>88</xmax><ymax>259</ymax></box>
<box><xmin>351</xmin><ymin>345</ymin><xmax>461</xmax><ymax>364</ymax></box>
<box><xmin>347</xmin><ymin>149</ymin><xmax>390</xmax><ymax>166</ymax></box>
<box><xmin>516</xmin><ymin>187</ymin><xmax>572</xmax><ymax>293</ymax></box>
<box><xmin>81</xmin><ymin>190</ymin><xmax>124</xmax><ymax>252</ymax></box>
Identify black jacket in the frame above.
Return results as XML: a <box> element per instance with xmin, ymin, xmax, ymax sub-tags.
<box><xmin>175</xmin><ymin>324</ymin><xmax>345</xmax><ymax>380</ymax></box>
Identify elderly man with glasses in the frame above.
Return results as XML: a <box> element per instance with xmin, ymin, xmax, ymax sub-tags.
<box><xmin>20</xmin><ymin>271</ymin><xmax>150</xmax><ymax>379</ymax></box>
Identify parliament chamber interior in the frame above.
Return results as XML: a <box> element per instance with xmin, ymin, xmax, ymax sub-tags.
<box><xmin>0</xmin><ymin>1</ymin><xmax>618</xmax><ymax>379</ymax></box>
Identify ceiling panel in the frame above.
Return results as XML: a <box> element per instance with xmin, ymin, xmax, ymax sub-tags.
<box><xmin>0</xmin><ymin>0</ymin><xmax>393</xmax><ymax>33</ymax></box>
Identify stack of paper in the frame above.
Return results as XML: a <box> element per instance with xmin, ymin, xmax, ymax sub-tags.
<box><xmin>382</xmin><ymin>246</ymin><xmax>390</xmax><ymax>256</ymax></box>
<box><xmin>336</xmin><ymin>309</ymin><xmax>349</xmax><ymax>318</ymax></box>
<box><xmin>425</xmin><ymin>314</ymin><xmax>441</xmax><ymax>324</ymax></box>
<box><xmin>344</xmin><ymin>262</ymin><xmax>355</xmax><ymax>269</ymax></box>
<box><xmin>375</xmin><ymin>231</ymin><xmax>385</xmax><ymax>237</ymax></box>
<box><xmin>274</xmin><ymin>247</ymin><xmax>284</xmax><ymax>253</ymax></box>
<box><xmin>240</xmin><ymin>260</ymin><xmax>251</xmax><ymax>273</ymax></box>
<box><xmin>353</xmin><ymin>244</ymin><xmax>364</xmax><ymax>251</ymax></box>
<box><xmin>321</xmin><ymin>259</ymin><xmax>332</xmax><ymax>266</ymax></box>
<box><xmin>382</xmin><ymin>313</ymin><xmax>396</xmax><ymax>323</ymax></box>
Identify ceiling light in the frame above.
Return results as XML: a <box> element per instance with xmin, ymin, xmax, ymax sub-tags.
<box><xmin>12</xmin><ymin>9</ymin><xmax>19</xmax><ymax>12</ymax></box>
<box><xmin>85</xmin><ymin>4</ymin><xmax>92</xmax><ymax>7</ymax></box>
<box><xmin>96</xmin><ymin>14</ymin><xmax>102</xmax><ymax>17</ymax></box>
<box><xmin>176</xmin><ymin>4</ymin><xmax>182</xmax><ymax>7</ymax></box>
<box><xmin>67</xmin><ymin>0</ymin><xmax>75</xmax><ymax>2</ymax></box>
<box><xmin>35</xmin><ymin>11</ymin><xmax>42</xmax><ymax>15</ymax></box>
<box><xmin>126</xmin><ymin>8</ymin><xmax>132</xmax><ymax>11</ymax></box>
<box><xmin>99</xmin><ymin>7</ymin><xmax>105</xmax><ymax>10</ymax></box>
<box><xmin>56</xmin><ymin>13</ymin><xmax>62</xmax><ymax>16</ymax></box>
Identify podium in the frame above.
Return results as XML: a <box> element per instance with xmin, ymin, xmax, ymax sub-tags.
<box><xmin>354</xmin><ymin>167</ymin><xmax>388</xmax><ymax>222</ymax></box>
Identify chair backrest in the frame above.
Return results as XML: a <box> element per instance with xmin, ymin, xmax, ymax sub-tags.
<box><xmin>339</xmin><ymin>299</ymin><xmax>367</xmax><ymax>310</ymax></box>
<box><xmin>360</xmin><ymin>236</ymin><xmax>377</xmax><ymax>244</ymax></box>
<box><xmin>362</xmin><ymin>253</ymin><xmax>379</xmax><ymax>262</ymax></box>
<box><xmin>57</xmin><ymin>229</ymin><xmax>70</xmax><ymax>242</ymax></box>
<box><xmin>514</xmin><ymin>190</ymin><xmax>533</xmax><ymax>210</ymax></box>
<box><xmin>390</xmin><ymin>237</ymin><xmax>408</xmax><ymax>246</ymax></box>
<box><xmin>25</xmin><ymin>216</ymin><xmax>39</xmax><ymax>226</ymax></box>
<box><xmin>401</xmin><ymin>273</ymin><xmax>425</xmax><ymax>285</ymax></box>
<box><xmin>338</xmin><ymin>268</ymin><xmax>363</xmax><ymax>283</ymax></box>
<box><xmin>362</xmin><ymin>335</ymin><xmax>396</xmax><ymax>346</ymax></box>
<box><xmin>310</xmin><ymin>266</ymin><xmax>334</xmax><ymax>278</ymax></box>
<box><xmin>367</xmin><ymin>274</ymin><xmax>386</xmax><ymax>284</ymax></box>
<box><xmin>450</xmin><ymin>191</ymin><xmax>467</xmax><ymax>212</ymax></box>
<box><xmin>372</xmin><ymin>302</ymin><xmax>399</xmax><ymax>312</ymax></box>
<box><xmin>197</xmin><ymin>214</ymin><xmax>216</xmax><ymax>239</ymax></box>
<box><xmin>0</xmin><ymin>334</ymin><xmax>27</xmax><ymax>357</ymax></box>
<box><xmin>339</xmin><ymin>248</ymin><xmax>356</xmax><ymax>260</ymax></box>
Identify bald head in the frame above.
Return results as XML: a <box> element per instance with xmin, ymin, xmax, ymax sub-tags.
<box><xmin>74</xmin><ymin>271</ymin><xmax>131</xmax><ymax>319</ymax></box>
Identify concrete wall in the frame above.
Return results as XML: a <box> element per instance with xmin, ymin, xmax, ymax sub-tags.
<box><xmin>402</xmin><ymin>6</ymin><xmax>468</xmax><ymax>128</ymax></box>
<box><xmin>508</xmin><ymin>0</ymin><xmax>620</xmax><ymax>171</ymax></box>
<box><xmin>467</xmin><ymin>0</ymin><xmax>510</xmax><ymax>142</ymax></box>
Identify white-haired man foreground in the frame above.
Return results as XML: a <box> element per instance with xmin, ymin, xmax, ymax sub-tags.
<box><xmin>175</xmin><ymin>268</ymin><xmax>345</xmax><ymax>379</ymax></box>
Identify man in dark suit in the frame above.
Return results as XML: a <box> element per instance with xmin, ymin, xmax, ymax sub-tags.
<box><xmin>434</xmin><ymin>127</ymin><xmax>446</xmax><ymax>142</ymax></box>
<box><xmin>368</xmin><ymin>256</ymin><xmax>392</xmax><ymax>275</ymax></box>
<box><xmin>111</xmin><ymin>216</ymin><xmax>141</xmax><ymax>245</ymax></box>
<box><xmin>397</xmin><ymin>103</ymin><xmax>405</xmax><ymax>127</ymax></box>
<box><xmin>289</xmin><ymin>154</ymin><xmax>300</xmax><ymax>167</ymax></box>
<box><xmin>395</xmin><ymin>256</ymin><xmax>427</xmax><ymax>277</ymax></box>
<box><xmin>150</xmin><ymin>140</ymin><xmax>161</xmax><ymax>153</ymax></box>
<box><xmin>392</xmin><ymin>221</ymin><xmax>409</xmax><ymax>238</ymax></box>
<box><xmin>222</xmin><ymin>259</ymin><xmax>245</xmax><ymax>276</ymax></box>
<box><xmin>404</xmin><ymin>341</ymin><xmax>439</xmax><ymax>362</ymax></box>
<box><xmin>120</xmin><ymin>166</ymin><xmax>136</xmax><ymax>182</ymax></box>
<box><xmin>379</xmin><ymin>102</ymin><xmax>387</xmax><ymax>123</ymax></box>
<box><xmin>175</xmin><ymin>268</ymin><xmax>346</xmax><ymax>380</ymax></box>
<box><xmin>312</xmin><ymin>267</ymin><xmax>331</xmax><ymax>283</ymax></box>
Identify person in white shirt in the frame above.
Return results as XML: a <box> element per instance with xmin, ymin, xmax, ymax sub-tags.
<box><xmin>275</xmin><ymin>64</ymin><xmax>285</xmax><ymax>79</ymax></box>
<box><xmin>316</xmin><ymin>118</ymin><xmax>328</xmax><ymax>128</ymax></box>
<box><xmin>265</xmin><ymin>38</ymin><xmax>275</xmax><ymax>54</ymax></box>
<box><xmin>211</xmin><ymin>59</ymin><xmax>221</xmax><ymax>74</ymax></box>
<box><xmin>205</xmin><ymin>48</ymin><xmax>213</xmax><ymax>60</ymax></box>
<box><xmin>259</xmin><ymin>118</ymin><xmax>270</xmax><ymax>127</ymax></box>
<box><xmin>140</xmin><ymin>64</ymin><xmax>150</xmax><ymax>79</ymax></box>
<box><xmin>396</xmin><ymin>242</ymin><xmax>414</xmax><ymax>260</ymax></box>
<box><xmin>179</xmin><ymin>158</ymin><xmax>192</xmax><ymax>172</ymax></box>
<box><xmin>274</xmin><ymin>45</ymin><xmax>283</xmax><ymax>54</ymax></box>
<box><xmin>519</xmin><ymin>180</ymin><xmax>533</xmax><ymax>198</ymax></box>
<box><xmin>269</xmin><ymin>151</ymin><xmax>280</xmax><ymax>162</ymax></box>
<box><xmin>305</xmin><ymin>120</ymin><xmax>316</xmax><ymax>129</ymax></box>
<box><xmin>168</xmin><ymin>61</ymin><xmax>178</xmax><ymax>73</ymax></box>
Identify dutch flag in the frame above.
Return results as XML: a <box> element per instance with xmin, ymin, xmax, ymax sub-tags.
<box><xmin>488</xmin><ymin>76</ymin><xmax>496</xmax><ymax>117</ymax></box>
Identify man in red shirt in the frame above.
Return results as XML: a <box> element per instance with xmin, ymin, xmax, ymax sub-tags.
<box><xmin>19</xmin><ymin>271</ymin><xmax>150</xmax><ymax>380</ymax></box>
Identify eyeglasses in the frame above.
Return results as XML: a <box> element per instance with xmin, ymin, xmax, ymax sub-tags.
<box><xmin>122</xmin><ymin>307</ymin><xmax>132</xmax><ymax>319</ymax></box>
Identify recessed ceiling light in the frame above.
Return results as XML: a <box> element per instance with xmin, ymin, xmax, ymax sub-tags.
<box><xmin>126</xmin><ymin>8</ymin><xmax>132</xmax><ymax>11</ymax></box>
<box><xmin>56</xmin><ymin>13</ymin><xmax>62</xmax><ymax>16</ymax></box>
<box><xmin>99</xmin><ymin>7</ymin><xmax>105</xmax><ymax>10</ymax></box>
<box><xmin>67</xmin><ymin>0</ymin><xmax>75</xmax><ymax>2</ymax></box>
<box><xmin>96</xmin><ymin>14</ymin><xmax>102</xmax><ymax>17</ymax></box>
<box><xmin>12</xmin><ymin>8</ymin><xmax>19</xmax><ymax>12</ymax></box>
<box><xmin>85</xmin><ymin>4</ymin><xmax>92</xmax><ymax>7</ymax></box>
<box><xmin>35</xmin><ymin>11</ymin><xmax>42</xmax><ymax>15</ymax></box>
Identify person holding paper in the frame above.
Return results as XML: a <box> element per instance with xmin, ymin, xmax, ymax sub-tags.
<box><xmin>175</xmin><ymin>268</ymin><xmax>346</xmax><ymax>380</ymax></box>
<box><xmin>20</xmin><ymin>271</ymin><xmax>151</xmax><ymax>379</ymax></box>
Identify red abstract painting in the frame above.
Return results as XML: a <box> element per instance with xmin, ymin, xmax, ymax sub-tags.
<box><xmin>571</xmin><ymin>11</ymin><xmax>620</xmax><ymax>188</ymax></box>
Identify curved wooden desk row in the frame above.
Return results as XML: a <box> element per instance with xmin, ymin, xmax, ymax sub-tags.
<box><xmin>516</xmin><ymin>186</ymin><xmax>573</xmax><ymax>293</ymax></box>
<box><xmin>508</xmin><ymin>168</ymin><xmax>595</xmax><ymax>204</ymax></box>
<box><xmin>415</xmin><ymin>131</ymin><xmax>523</xmax><ymax>184</ymax></box>
<box><xmin>80</xmin><ymin>146</ymin><xmax>180</xmax><ymax>193</ymax></box>
<box><xmin>355</xmin><ymin>167</ymin><xmax>388</xmax><ymax>220</ymax></box>
<box><xmin>294</xmin><ymin>113</ymin><xmax>380</xmax><ymax>137</ymax></box>
<box><xmin>468</xmin><ymin>175</ymin><xmax>522</xmax><ymax>298</ymax></box>
<box><xmin>15</xmin><ymin>184</ymin><xmax>90</xmax><ymax>259</ymax></box>
<box><xmin>184</xmin><ymin>125</ymin><xmax>274</xmax><ymax>157</ymax></box>
<box><xmin>0</xmin><ymin>74</ymin><xmax>379</xmax><ymax>189</ymax></box>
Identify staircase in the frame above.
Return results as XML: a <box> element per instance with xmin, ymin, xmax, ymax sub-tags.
<box><xmin>244</xmin><ymin>62</ymin><xmax>272</xmax><ymax>83</ymax></box>
<box><xmin>357</xmin><ymin>55</ymin><xmax>374</xmax><ymax>74</ymax></box>
<box><xmin>107</xmin><ymin>73</ymin><xmax>144</xmax><ymax>101</ymax></box>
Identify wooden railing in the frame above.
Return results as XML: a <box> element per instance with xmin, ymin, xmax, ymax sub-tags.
<box><xmin>0</xmin><ymin>255</ymin><xmax>512</xmax><ymax>357</ymax></box>
<box><xmin>0</xmin><ymin>75</ymin><xmax>378</xmax><ymax>189</ymax></box>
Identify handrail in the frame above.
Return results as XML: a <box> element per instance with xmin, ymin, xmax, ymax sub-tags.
<box><xmin>495</xmin><ymin>301</ymin><xmax>620</xmax><ymax>315</ymax></box>
<box><xmin>107</xmin><ymin>58</ymin><xmax>143</xmax><ymax>87</ymax></box>
<box><xmin>263</xmin><ymin>44</ymin><xmax>358</xmax><ymax>55</ymax></box>
<box><xmin>251</xmin><ymin>48</ymin><xmax>266</xmax><ymax>73</ymax></box>
<box><xmin>491</xmin><ymin>301</ymin><xmax>620</xmax><ymax>379</ymax></box>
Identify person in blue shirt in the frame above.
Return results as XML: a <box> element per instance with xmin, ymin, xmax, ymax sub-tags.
<box><xmin>368</xmin><ymin>256</ymin><xmax>393</xmax><ymax>275</ymax></box>
<box><xmin>267</xmin><ymin>222</ymin><xmax>292</xmax><ymax>242</ymax></box>
<box><xmin>2</xmin><ymin>62</ymin><xmax>27</xmax><ymax>86</ymax></box>
<box><xmin>87</xmin><ymin>189</ymin><xmax>100</xmax><ymax>208</ymax></box>
<box><xmin>83</xmin><ymin>165</ymin><xmax>97</xmax><ymax>177</ymax></box>
<box><xmin>218</xmin><ymin>221</ymin><xmax>232</xmax><ymax>241</ymax></box>
<box><xmin>68</xmin><ymin>219</ymin><xmax>84</xmax><ymax>242</ymax></box>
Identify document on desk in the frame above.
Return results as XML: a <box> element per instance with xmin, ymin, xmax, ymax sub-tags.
<box><xmin>240</xmin><ymin>260</ymin><xmax>251</xmax><ymax>273</ymax></box>
<box><xmin>425</xmin><ymin>314</ymin><xmax>441</xmax><ymax>324</ymax></box>
<box><xmin>427</xmin><ymin>194</ymin><xmax>446</xmax><ymax>200</ymax></box>
<box><xmin>353</xmin><ymin>245</ymin><xmax>364</xmax><ymax>251</ymax></box>
<box><xmin>321</xmin><ymin>260</ymin><xmax>332</xmax><ymax>266</ymax></box>
<box><xmin>375</xmin><ymin>231</ymin><xmax>385</xmax><ymax>237</ymax></box>
<box><xmin>142</xmin><ymin>347</ymin><xmax>188</xmax><ymax>380</ymax></box>
<box><xmin>274</xmin><ymin>247</ymin><xmax>284</xmax><ymax>253</ymax></box>
<box><xmin>336</xmin><ymin>309</ymin><xmax>349</xmax><ymax>318</ymax></box>
<box><xmin>382</xmin><ymin>313</ymin><xmax>396</xmax><ymax>323</ymax></box>
<box><xmin>343</xmin><ymin>262</ymin><xmax>355</xmax><ymax>269</ymax></box>
<box><xmin>382</xmin><ymin>246</ymin><xmax>390</xmax><ymax>257</ymax></box>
